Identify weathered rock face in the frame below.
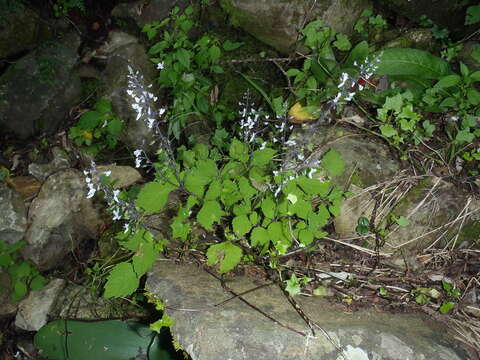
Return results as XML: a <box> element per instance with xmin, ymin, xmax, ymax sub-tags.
<box><xmin>100</xmin><ymin>30</ymin><xmax>160</xmax><ymax>152</ymax></box>
<box><xmin>28</xmin><ymin>147</ymin><xmax>72</xmax><ymax>182</ymax></box>
<box><xmin>375</xmin><ymin>0</ymin><xmax>473</xmax><ymax>38</ymax></box>
<box><xmin>220</xmin><ymin>0</ymin><xmax>370</xmax><ymax>54</ymax></box>
<box><xmin>0</xmin><ymin>271</ymin><xmax>19</xmax><ymax>317</ymax></box>
<box><xmin>0</xmin><ymin>182</ymin><xmax>27</xmax><ymax>244</ymax></box>
<box><xmin>96</xmin><ymin>165</ymin><xmax>143</xmax><ymax>188</ymax></box>
<box><xmin>0</xmin><ymin>5</ymin><xmax>49</xmax><ymax>59</ymax></box>
<box><xmin>112</xmin><ymin>0</ymin><xmax>189</xmax><ymax>29</ymax></box>
<box><xmin>0</xmin><ymin>31</ymin><xmax>81</xmax><ymax>139</ymax></box>
<box><xmin>147</xmin><ymin>260</ymin><xmax>466</xmax><ymax>360</ymax></box>
<box><xmin>22</xmin><ymin>169</ymin><xmax>101</xmax><ymax>270</ymax></box>
<box><xmin>15</xmin><ymin>279</ymin><xmax>66</xmax><ymax>331</ymax></box>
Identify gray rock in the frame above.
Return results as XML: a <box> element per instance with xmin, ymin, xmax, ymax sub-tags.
<box><xmin>376</xmin><ymin>0</ymin><xmax>473</xmax><ymax>38</ymax></box>
<box><xmin>15</xmin><ymin>278</ymin><xmax>66</xmax><ymax>331</ymax></box>
<box><xmin>52</xmin><ymin>283</ymin><xmax>142</xmax><ymax>320</ymax></box>
<box><xmin>0</xmin><ymin>31</ymin><xmax>81</xmax><ymax>139</ymax></box>
<box><xmin>100</xmin><ymin>30</ymin><xmax>161</xmax><ymax>152</ymax></box>
<box><xmin>22</xmin><ymin>169</ymin><xmax>101</xmax><ymax>270</ymax></box>
<box><xmin>220</xmin><ymin>0</ymin><xmax>370</xmax><ymax>54</ymax></box>
<box><xmin>147</xmin><ymin>260</ymin><xmax>466</xmax><ymax>360</ymax></box>
<box><xmin>0</xmin><ymin>182</ymin><xmax>27</xmax><ymax>244</ymax></box>
<box><xmin>0</xmin><ymin>271</ymin><xmax>19</xmax><ymax>317</ymax></box>
<box><xmin>112</xmin><ymin>0</ymin><xmax>189</xmax><ymax>29</ymax></box>
<box><xmin>288</xmin><ymin>124</ymin><xmax>401</xmax><ymax>189</ymax></box>
<box><xmin>96</xmin><ymin>165</ymin><xmax>143</xmax><ymax>188</ymax></box>
<box><xmin>28</xmin><ymin>147</ymin><xmax>72</xmax><ymax>182</ymax></box>
<box><xmin>0</xmin><ymin>5</ymin><xmax>49</xmax><ymax>59</ymax></box>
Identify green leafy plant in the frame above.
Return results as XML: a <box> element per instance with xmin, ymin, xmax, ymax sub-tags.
<box><xmin>69</xmin><ymin>98</ymin><xmax>123</xmax><ymax>155</ymax></box>
<box><xmin>0</xmin><ymin>240</ymin><xmax>47</xmax><ymax>301</ymax></box>
<box><xmin>143</xmin><ymin>5</ymin><xmax>242</xmax><ymax>139</ymax></box>
<box><xmin>50</xmin><ymin>0</ymin><xmax>85</xmax><ymax>18</ymax></box>
<box><xmin>354</xmin><ymin>9</ymin><xmax>388</xmax><ymax>40</ymax></box>
<box><xmin>100</xmin><ymin>135</ymin><xmax>345</xmax><ymax>298</ymax></box>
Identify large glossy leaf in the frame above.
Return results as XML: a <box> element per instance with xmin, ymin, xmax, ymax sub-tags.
<box><xmin>35</xmin><ymin>320</ymin><xmax>174</xmax><ymax>360</ymax></box>
<box><xmin>372</xmin><ymin>48</ymin><xmax>451</xmax><ymax>79</ymax></box>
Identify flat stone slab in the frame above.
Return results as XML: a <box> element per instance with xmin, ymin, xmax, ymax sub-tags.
<box><xmin>147</xmin><ymin>260</ymin><xmax>466</xmax><ymax>360</ymax></box>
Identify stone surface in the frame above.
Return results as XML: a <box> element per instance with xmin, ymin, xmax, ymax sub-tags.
<box><xmin>0</xmin><ymin>31</ymin><xmax>81</xmax><ymax>139</ymax></box>
<box><xmin>376</xmin><ymin>0</ymin><xmax>474</xmax><ymax>38</ymax></box>
<box><xmin>384</xmin><ymin>177</ymin><xmax>480</xmax><ymax>252</ymax></box>
<box><xmin>0</xmin><ymin>182</ymin><xmax>27</xmax><ymax>244</ymax></box>
<box><xmin>111</xmin><ymin>0</ymin><xmax>189</xmax><ymax>29</ymax></box>
<box><xmin>51</xmin><ymin>283</ymin><xmax>139</xmax><ymax>320</ymax></box>
<box><xmin>22</xmin><ymin>169</ymin><xmax>101</xmax><ymax>270</ymax></box>
<box><xmin>288</xmin><ymin>124</ymin><xmax>401</xmax><ymax>189</ymax></box>
<box><xmin>28</xmin><ymin>147</ymin><xmax>72</xmax><ymax>182</ymax></box>
<box><xmin>100</xmin><ymin>30</ymin><xmax>160</xmax><ymax>152</ymax></box>
<box><xmin>15</xmin><ymin>278</ymin><xmax>66</xmax><ymax>331</ymax></box>
<box><xmin>383</xmin><ymin>28</ymin><xmax>435</xmax><ymax>51</ymax></box>
<box><xmin>147</xmin><ymin>260</ymin><xmax>466</xmax><ymax>360</ymax></box>
<box><xmin>96</xmin><ymin>165</ymin><xmax>143</xmax><ymax>188</ymax></box>
<box><xmin>7</xmin><ymin>176</ymin><xmax>42</xmax><ymax>201</ymax></box>
<box><xmin>0</xmin><ymin>5</ymin><xmax>48</xmax><ymax>59</ymax></box>
<box><xmin>0</xmin><ymin>271</ymin><xmax>19</xmax><ymax>317</ymax></box>
<box><xmin>220</xmin><ymin>0</ymin><xmax>370</xmax><ymax>54</ymax></box>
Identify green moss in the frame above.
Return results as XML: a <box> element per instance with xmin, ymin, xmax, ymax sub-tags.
<box><xmin>458</xmin><ymin>221</ymin><xmax>480</xmax><ymax>245</ymax></box>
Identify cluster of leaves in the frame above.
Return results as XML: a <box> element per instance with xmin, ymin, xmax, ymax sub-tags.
<box><xmin>0</xmin><ymin>240</ymin><xmax>47</xmax><ymax>301</ymax></box>
<box><xmin>69</xmin><ymin>98</ymin><xmax>123</xmax><ymax>155</ymax></box>
<box><xmin>50</xmin><ymin>0</ymin><xmax>85</xmax><ymax>18</ymax></box>
<box><xmin>412</xmin><ymin>280</ymin><xmax>462</xmax><ymax>314</ymax></box>
<box><xmin>354</xmin><ymin>9</ymin><xmax>388</xmax><ymax>40</ymax></box>
<box><xmin>143</xmin><ymin>5</ymin><xmax>242</xmax><ymax>139</ymax></box>
<box><xmin>102</xmin><ymin>136</ymin><xmax>346</xmax><ymax>298</ymax></box>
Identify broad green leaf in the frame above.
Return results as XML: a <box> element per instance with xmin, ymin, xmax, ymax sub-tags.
<box><xmin>373</xmin><ymin>48</ymin><xmax>451</xmax><ymax>79</ymax></box>
<box><xmin>261</xmin><ymin>196</ymin><xmax>276</xmax><ymax>218</ymax></box>
<box><xmin>465</xmin><ymin>5</ymin><xmax>480</xmax><ymax>25</ymax></box>
<box><xmin>150</xmin><ymin>313</ymin><xmax>175</xmax><ymax>333</ymax></box>
<box><xmin>232</xmin><ymin>214</ymin><xmax>252</xmax><ymax>236</ymax></box>
<box><xmin>267</xmin><ymin>222</ymin><xmax>285</xmax><ymax>243</ymax></box>
<box><xmin>344</xmin><ymin>41</ymin><xmax>369</xmax><ymax>67</ymax></box>
<box><xmin>296</xmin><ymin>178</ymin><xmax>331</xmax><ymax>197</ymax></box>
<box><xmin>384</xmin><ymin>94</ymin><xmax>403</xmax><ymax>112</ymax></box>
<box><xmin>299</xmin><ymin>229</ymin><xmax>314</xmax><ymax>246</ymax></box>
<box><xmin>396</xmin><ymin>216</ymin><xmax>410</xmax><ymax>227</ymax></box>
<box><xmin>208</xmin><ymin>45</ymin><xmax>221</xmax><ymax>63</ymax></box>
<box><xmin>107</xmin><ymin>118</ymin><xmax>122</xmax><ymax>138</ymax></box>
<box><xmin>119</xmin><ymin>229</ymin><xmax>154</xmax><ymax>251</ymax></box>
<box><xmin>197</xmin><ymin>201</ymin><xmax>225</xmax><ymax>230</ymax></box>
<box><xmin>184</xmin><ymin>169</ymin><xmax>210</xmax><ymax>197</ymax></box>
<box><xmin>309</xmin><ymin>206</ymin><xmax>330</xmax><ymax>230</ymax></box>
<box><xmin>333</xmin><ymin>33</ymin><xmax>351</xmax><ymax>51</ymax></box>
<box><xmin>176</xmin><ymin>48</ymin><xmax>191</xmax><ymax>68</ymax></box>
<box><xmin>223</xmin><ymin>40</ymin><xmax>244</xmax><ymax>51</ymax></box>
<box><xmin>250</xmin><ymin>227</ymin><xmax>269</xmax><ymax>246</ymax></box>
<box><xmin>439</xmin><ymin>301</ymin><xmax>455</xmax><ymax>314</ymax></box>
<box><xmin>104</xmin><ymin>262</ymin><xmax>139</xmax><ymax>298</ymax></box>
<box><xmin>321</xmin><ymin>149</ymin><xmax>344</xmax><ymax>176</ymax></box>
<box><xmin>205</xmin><ymin>180</ymin><xmax>222</xmax><ymax>200</ymax></box>
<box><xmin>380</xmin><ymin>124</ymin><xmax>398</xmax><ymax>137</ymax></box>
<box><xmin>290</xmin><ymin>199</ymin><xmax>312</xmax><ymax>220</ymax></box>
<box><xmin>132</xmin><ymin>241</ymin><xmax>158</xmax><ymax>277</ymax></box>
<box><xmin>78</xmin><ymin>111</ymin><xmax>102</xmax><ymax>130</ymax></box>
<box><xmin>206</xmin><ymin>242</ymin><xmax>242</xmax><ymax>273</ymax></box>
<box><xmin>233</xmin><ymin>202</ymin><xmax>251</xmax><ymax>216</ymax></box>
<box><xmin>13</xmin><ymin>280</ymin><xmax>28</xmax><ymax>300</ymax></box>
<box><xmin>455</xmin><ymin>129</ymin><xmax>475</xmax><ymax>144</ymax></box>
<box><xmin>238</xmin><ymin>177</ymin><xmax>257</xmax><ymax>199</ymax></box>
<box><xmin>467</xmin><ymin>88</ymin><xmax>480</xmax><ymax>105</ymax></box>
<box><xmin>171</xmin><ymin>217</ymin><xmax>191</xmax><ymax>240</ymax></box>
<box><xmin>95</xmin><ymin>98</ymin><xmax>112</xmax><ymax>113</ymax></box>
<box><xmin>136</xmin><ymin>182</ymin><xmax>176</xmax><ymax>213</ymax></box>
<box><xmin>285</xmin><ymin>274</ymin><xmax>301</xmax><ymax>296</ymax></box>
<box><xmin>229</xmin><ymin>139</ymin><xmax>249</xmax><ymax>163</ymax></box>
<box><xmin>252</xmin><ymin>148</ymin><xmax>276</xmax><ymax>167</ymax></box>
<box><xmin>434</xmin><ymin>74</ymin><xmax>461</xmax><ymax>88</ymax></box>
<box><xmin>470</xmin><ymin>70</ymin><xmax>480</xmax><ymax>82</ymax></box>
<box><xmin>30</xmin><ymin>275</ymin><xmax>47</xmax><ymax>291</ymax></box>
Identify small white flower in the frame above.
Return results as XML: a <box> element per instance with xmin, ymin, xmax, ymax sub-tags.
<box><xmin>112</xmin><ymin>189</ymin><xmax>120</xmax><ymax>203</ymax></box>
<box><xmin>112</xmin><ymin>208</ymin><xmax>121</xmax><ymax>221</ymax></box>
<box><xmin>159</xmin><ymin>108</ymin><xmax>166</xmax><ymax>116</ymax></box>
<box><xmin>103</xmin><ymin>170</ymin><xmax>112</xmax><ymax>177</ymax></box>
<box><xmin>156</xmin><ymin>62</ymin><xmax>165</xmax><ymax>70</ymax></box>
<box><xmin>123</xmin><ymin>223</ymin><xmax>130</xmax><ymax>233</ymax></box>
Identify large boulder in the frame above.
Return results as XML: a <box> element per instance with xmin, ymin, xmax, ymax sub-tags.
<box><xmin>0</xmin><ymin>31</ymin><xmax>81</xmax><ymax>139</ymax></box>
<box><xmin>22</xmin><ymin>169</ymin><xmax>101</xmax><ymax>270</ymax></box>
<box><xmin>99</xmin><ymin>30</ymin><xmax>161</xmax><ymax>152</ymax></box>
<box><xmin>0</xmin><ymin>182</ymin><xmax>27</xmax><ymax>244</ymax></box>
<box><xmin>147</xmin><ymin>260</ymin><xmax>466</xmax><ymax>360</ymax></box>
<box><xmin>0</xmin><ymin>4</ymin><xmax>49</xmax><ymax>59</ymax></box>
<box><xmin>220</xmin><ymin>0</ymin><xmax>370</xmax><ymax>54</ymax></box>
<box><xmin>111</xmin><ymin>0</ymin><xmax>189</xmax><ymax>30</ymax></box>
<box><xmin>375</xmin><ymin>0</ymin><xmax>474</xmax><ymax>38</ymax></box>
